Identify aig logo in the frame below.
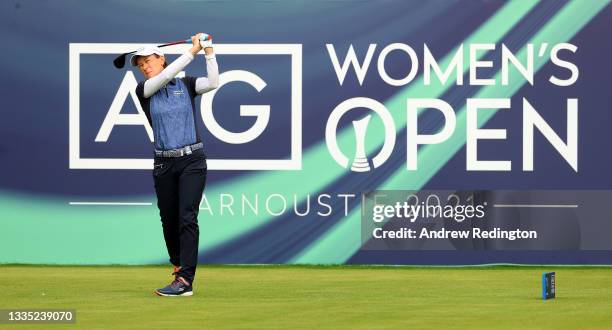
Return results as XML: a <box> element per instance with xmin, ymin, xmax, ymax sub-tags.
<box><xmin>69</xmin><ymin>43</ymin><xmax>302</xmax><ymax>170</ymax></box>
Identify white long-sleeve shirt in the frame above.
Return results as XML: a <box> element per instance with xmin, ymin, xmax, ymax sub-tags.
<box><xmin>143</xmin><ymin>51</ymin><xmax>219</xmax><ymax>98</ymax></box>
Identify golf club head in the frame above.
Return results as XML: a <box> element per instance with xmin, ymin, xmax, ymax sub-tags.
<box><xmin>113</xmin><ymin>54</ymin><xmax>127</xmax><ymax>69</ymax></box>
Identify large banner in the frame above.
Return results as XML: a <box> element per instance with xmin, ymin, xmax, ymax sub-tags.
<box><xmin>1</xmin><ymin>0</ymin><xmax>611</xmax><ymax>264</ymax></box>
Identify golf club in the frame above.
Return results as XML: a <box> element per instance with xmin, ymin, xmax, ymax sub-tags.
<box><xmin>113</xmin><ymin>34</ymin><xmax>212</xmax><ymax>69</ymax></box>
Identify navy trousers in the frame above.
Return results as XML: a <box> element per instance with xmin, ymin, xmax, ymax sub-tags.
<box><xmin>153</xmin><ymin>148</ymin><xmax>207</xmax><ymax>284</ymax></box>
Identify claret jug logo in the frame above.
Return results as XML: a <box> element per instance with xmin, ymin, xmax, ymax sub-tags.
<box><xmin>325</xmin><ymin>98</ymin><xmax>396</xmax><ymax>172</ymax></box>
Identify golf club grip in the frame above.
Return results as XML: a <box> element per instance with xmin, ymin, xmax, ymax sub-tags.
<box><xmin>185</xmin><ymin>34</ymin><xmax>212</xmax><ymax>44</ymax></box>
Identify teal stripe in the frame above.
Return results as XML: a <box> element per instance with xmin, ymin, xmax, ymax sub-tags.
<box><xmin>292</xmin><ymin>0</ymin><xmax>610</xmax><ymax>264</ymax></box>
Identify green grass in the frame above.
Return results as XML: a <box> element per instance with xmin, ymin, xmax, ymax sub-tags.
<box><xmin>1</xmin><ymin>265</ymin><xmax>612</xmax><ymax>329</ymax></box>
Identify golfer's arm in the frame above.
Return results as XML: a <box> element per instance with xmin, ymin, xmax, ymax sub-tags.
<box><xmin>143</xmin><ymin>52</ymin><xmax>195</xmax><ymax>98</ymax></box>
<box><xmin>195</xmin><ymin>54</ymin><xmax>219</xmax><ymax>94</ymax></box>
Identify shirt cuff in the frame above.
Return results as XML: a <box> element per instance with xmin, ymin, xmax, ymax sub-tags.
<box><xmin>205</xmin><ymin>53</ymin><xmax>216</xmax><ymax>60</ymax></box>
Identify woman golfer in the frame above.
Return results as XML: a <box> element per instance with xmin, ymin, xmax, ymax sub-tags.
<box><xmin>133</xmin><ymin>32</ymin><xmax>218</xmax><ymax>296</ymax></box>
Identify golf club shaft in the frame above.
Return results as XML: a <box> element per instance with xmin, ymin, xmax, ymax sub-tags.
<box><xmin>138</xmin><ymin>34</ymin><xmax>212</xmax><ymax>52</ymax></box>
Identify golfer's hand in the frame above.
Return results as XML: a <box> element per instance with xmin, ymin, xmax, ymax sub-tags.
<box><xmin>200</xmin><ymin>33</ymin><xmax>214</xmax><ymax>56</ymax></box>
<box><xmin>189</xmin><ymin>34</ymin><xmax>203</xmax><ymax>55</ymax></box>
